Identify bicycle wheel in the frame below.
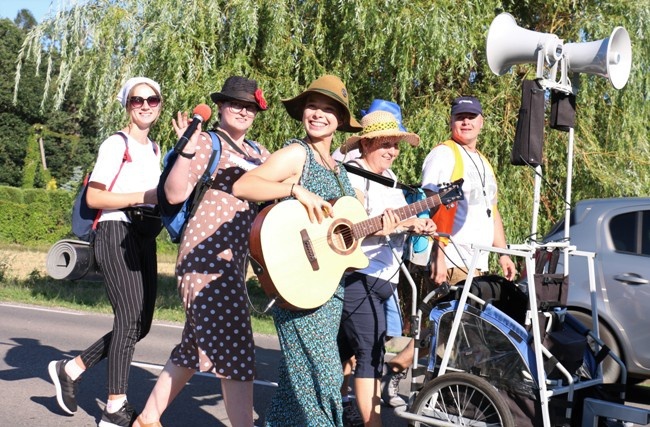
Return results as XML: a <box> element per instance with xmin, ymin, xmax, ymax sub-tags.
<box><xmin>409</xmin><ymin>372</ymin><xmax>515</xmax><ymax>427</ymax></box>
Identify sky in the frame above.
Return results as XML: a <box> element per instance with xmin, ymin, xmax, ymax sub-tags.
<box><xmin>0</xmin><ymin>0</ymin><xmax>64</xmax><ymax>22</ymax></box>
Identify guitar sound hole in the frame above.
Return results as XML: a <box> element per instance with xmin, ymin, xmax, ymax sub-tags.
<box><xmin>331</xmin><ymin>224</ymin><xmax>354</xmax><ymax>251</ymax></box>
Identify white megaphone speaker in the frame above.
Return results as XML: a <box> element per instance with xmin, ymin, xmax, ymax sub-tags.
<box><xmin>486</xmin><ymin>13</ymin><xmax>563</xmax><ymax>75</ymax></box>
<box><xmin>563</xmin><ymin>27</ymin><xmax>632</xmax><ymax>89</ymax></box>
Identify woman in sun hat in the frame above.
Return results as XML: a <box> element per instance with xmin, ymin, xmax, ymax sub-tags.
<box><xmin>233</xmin><ymin>74</ymin><xmax>362</xmax><ymax>426</ymax></box>
<box><xmin>48</xmin><ymin>77</ymin><xmax>163</xmax><ymax>427</ymax></box>
<box><xmin>337</xmin><ymin>110</ymin><xmax>436</xmax><ymax>426</ymax></box>
<box><xmin>334</xmin><ymin>100</ymin><xmax>425</xmax><ymax>420</ymax></box>
<box><xmin>332</xmin><ymin>98</ymin><xmax>409</xmax><ymax>162</ymax></box>
<box><xmin>134</xmin><ymin>76</ymin><xmax>271</xmax><ymax>427</ymax></box>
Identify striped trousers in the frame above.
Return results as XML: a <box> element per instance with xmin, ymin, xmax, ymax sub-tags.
<box><xmin>79</xmin><ymin>220</ymin><xmax>157</xmax><ymax>395</ymax></box>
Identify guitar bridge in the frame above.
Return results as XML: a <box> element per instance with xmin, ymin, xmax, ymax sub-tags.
<box><xmin>300</xmin><ymin>229</ymin><xmax>320</xmax><ymax>271</ymax></box>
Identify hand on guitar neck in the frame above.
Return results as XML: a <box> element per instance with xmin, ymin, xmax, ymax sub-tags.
<box><xmin>249</xmin><ymin>180</ymin><xmax>464</xmax><ymax>310</ymax></box>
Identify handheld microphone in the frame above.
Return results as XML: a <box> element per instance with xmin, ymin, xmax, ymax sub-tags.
<box><xmin>174</xmin><ymin>103</ymin><xmax>212</xmax><ymax>154</ymax></box>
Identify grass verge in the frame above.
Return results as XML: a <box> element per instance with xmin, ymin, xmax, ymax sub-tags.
<box><xmin>0</xmin><ymin>257</ymin><xmax>277</xmax><ymax>336</ymax></box>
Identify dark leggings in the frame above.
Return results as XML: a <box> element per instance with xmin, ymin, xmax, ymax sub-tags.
<box><xmin>79</xmin><ymin>220</ymin><xmax>157</xmax><ymax>395</ymax></box>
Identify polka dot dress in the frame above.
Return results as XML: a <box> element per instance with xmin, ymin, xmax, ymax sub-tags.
<box><xmin>170</xmin><ymin>132</ymin><xmax>270</xmax><ymax>381</ymax></box>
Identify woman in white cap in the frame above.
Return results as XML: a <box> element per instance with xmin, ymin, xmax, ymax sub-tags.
<box><xmin>48</xmin><ymin>77</ymin><xmax>163</xmax><ymax>427</ymax></box>
<box><xmin>337</xmin><ymin>111</ymin><xmax>436</xmax><ymax>426</ymax></box>
<box><xmin>233</xmin><ymin>74</ymin><xmax>362</xmax><ymax>427</ymax></box>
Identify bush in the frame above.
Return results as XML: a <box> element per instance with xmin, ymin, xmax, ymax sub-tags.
<box><xmin>0</xmin><ymin>184</ymin><xmax>177</xmax><ymax>255</ymax></box>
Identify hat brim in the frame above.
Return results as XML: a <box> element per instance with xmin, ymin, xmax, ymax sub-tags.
<box><xmin>451</xmin><ymin>108</ymin><xmax>482</xmax><ymax>117</ymax></box>
<box><xmin>210</xmin><ymin>92</ymin><xmax>268</xmax><ymax>111</ymax></box>
<box><xmin>281</xmin><ymin>90</ymin><xmax>362</xmax><ymax>133</ymax></box>
<box><xmin>342</xmin><ymin>130</ymin><xmax>420</xmax><ymax>154</ymax></box>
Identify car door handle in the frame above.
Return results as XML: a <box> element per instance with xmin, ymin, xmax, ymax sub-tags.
<box><xmin>613</xmin><ymin>274</ymin><xmax>650</xmax><ymax>285</ymax></box>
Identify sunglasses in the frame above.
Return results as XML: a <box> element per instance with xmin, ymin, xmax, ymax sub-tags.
<box><xmin>129</xmin><ymin>95</ymin><xmax>161</xmax><ymax>108</ymax></box>
<box><xmin>228</xmin><ymin>102</ymin><xmax>258</xmax><ymax>115</ymax></box>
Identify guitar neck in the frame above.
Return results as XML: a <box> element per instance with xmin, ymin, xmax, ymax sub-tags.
<box><xmin>352</xmin><ymin>194</ymin><xmax>442</xmax><ymax>239</ymax></box>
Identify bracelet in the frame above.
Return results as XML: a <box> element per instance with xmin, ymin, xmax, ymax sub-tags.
<box><xmin>290</xmin><ymin>183</ymin><xmax>296</xmax><ymax>197</ymax></box>
<box><xmin>178</xmin><ymin>151</ymin><xmax>196</xmax><ymax>159</ymax></box>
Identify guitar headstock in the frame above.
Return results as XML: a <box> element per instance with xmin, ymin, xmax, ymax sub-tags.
<box><xmin>438</xmin><ymin>179</ymin><xmax>464</xmax><ymax>207</ymax></box>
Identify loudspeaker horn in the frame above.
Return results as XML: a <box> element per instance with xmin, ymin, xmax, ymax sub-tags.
<box><xmin>563</xmin><ymin>27</ymin><xmax>632</xmax><ymax>89</ymax></box>
<box><xmin>486</xmin><ymin>13</ymin><xmax>563</xmax><ymax>76</ymax></box>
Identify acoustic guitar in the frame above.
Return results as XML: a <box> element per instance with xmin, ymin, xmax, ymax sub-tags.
<box><xmin>248</xmin><ymin>180</ymin><xmax>463</xmax><ymax>311</ymax></box>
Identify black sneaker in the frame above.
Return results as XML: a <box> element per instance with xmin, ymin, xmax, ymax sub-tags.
<box><xmin>342</xmin><ymin>400</ymin><xmax>364</xmax><ymax>427</ymax></box>
<box><xmin>48</xmin><ymin>359</ymin><xmax>79</xmax><ymax>415</ymax></box>
<box><xmin>98</xmin><ymin>401</ymin><xmax>138</xmax><ymax>427</ymax></box>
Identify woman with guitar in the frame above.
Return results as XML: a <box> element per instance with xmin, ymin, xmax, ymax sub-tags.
<box><xmin>232</xmin><ymin>75</ymin><xmax>362</xmax><ymax>427</ymax></box>
<box><xmin>336</xmin><ymin>110</ymin><xmax>437</xmax><ymax>426</ymax></box>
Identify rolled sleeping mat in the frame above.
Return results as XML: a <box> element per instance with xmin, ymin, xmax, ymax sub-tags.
<box><xmin>46</xmin><ymin>240</ymin><xmax>96</xmax><ymax>280</ymax></box>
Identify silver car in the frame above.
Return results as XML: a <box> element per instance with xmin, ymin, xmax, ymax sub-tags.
<box><xmin>543</xmin><ymin>197</ymin><xmax>650</xmax><ymax>383</ymax></box>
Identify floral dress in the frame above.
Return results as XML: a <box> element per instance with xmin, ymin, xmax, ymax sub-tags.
<box><xmin>264</xmin><ymin>139</ymin><xmax>355</xmax><ymax>427</ymax></box>
<box><xmin>170</xmin><ymin>132</ymin><xmax>270</xmax><ymax>381</ymax></box>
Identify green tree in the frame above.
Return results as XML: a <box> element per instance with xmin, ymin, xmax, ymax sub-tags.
<box><xmin>13</xmin><ymin>8</ymin><xmax>37</xmax><ymax>31</ymax></box>
<box><xmin>1</xmin><ymin>14</ymin><xmax>98</xmax><ymax>189</ymax></box>
<box><xmin>14</xmin><ymin>0</ymin><xmax>650</xmax><ymax>247</ymax></box>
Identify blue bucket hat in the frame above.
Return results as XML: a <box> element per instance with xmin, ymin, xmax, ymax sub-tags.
<box><xmin>361</xmin><ymin>99</ymin><xmax>407</xmax><ymax>132</ymax></box>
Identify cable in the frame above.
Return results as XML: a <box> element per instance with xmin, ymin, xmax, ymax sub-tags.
<box><xmin>516</xmin><ymin>155</ymin><xmax>573</xmax><ymax>211</ymax></box>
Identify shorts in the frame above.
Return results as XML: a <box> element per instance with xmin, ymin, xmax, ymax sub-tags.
<box><xmin>338</xmin><ymin>273</ymin><xmax>392</xmax><ymax>378</ymax></box>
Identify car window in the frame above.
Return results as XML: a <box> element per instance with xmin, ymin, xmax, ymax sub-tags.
<box><xmin>609</xmin><ymin>210</ymin><xmax>650</xmax><ymax>255</ymax></box>
<box><xmin>643</xmin><ymin>211</ymin><xmax>650</xmax><ymax>255</ymax></box>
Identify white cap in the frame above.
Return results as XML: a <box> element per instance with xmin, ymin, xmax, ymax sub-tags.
<box><xmin>116</xmin><ymin>77</ymin><xmax>161</xmax><ymax>107</ymax></box>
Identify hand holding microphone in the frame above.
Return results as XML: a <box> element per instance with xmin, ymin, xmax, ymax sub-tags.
<box><xmin>172</xmin><ymin>104</ymin><xmax>212</xmax><ymax>157</ymax></box>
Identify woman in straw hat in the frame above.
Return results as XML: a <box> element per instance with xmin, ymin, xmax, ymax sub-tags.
<box><xmin>48</xmin><ymin>77</ymin><xmax>163</xmax><ymax>427</ymax></box>
<box><xmin>337</xmin><ymin>110</ymin><xmax>436</xmax><ymax>426</ymax></box>
<box><xmin>134</xmin><ymin>76</ymin><xmax>271</xmax><ymax>427</ymax></box>
<box><xmin>233</xmin><ymin>74</ymin><xmax>362</xmax><ymax>426</ymax></box>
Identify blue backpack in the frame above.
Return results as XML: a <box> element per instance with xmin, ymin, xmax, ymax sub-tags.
<box><xmin>404</xmin><ymin>188</ymin><xmax>430</xmax><ymax>248</ymax></box>
<box><xmin>71</xmin><ymin>132</ymin><xmax>131</xmax><ymax>242</ymax></box>
<box><xmin>157</xmin><ymin>131</ymin><xmax>260</xmax><ymax>243</ymax></box>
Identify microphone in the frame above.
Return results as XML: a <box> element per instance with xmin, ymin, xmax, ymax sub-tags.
<box><xmin>174</xmin><ymin>103</ymin><xmax>212</xmax><ymax>154</ymax></box>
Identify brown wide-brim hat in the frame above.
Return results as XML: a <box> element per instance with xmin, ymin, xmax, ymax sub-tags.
<box><xmin>210</xmin><ymin>76</ymin><xmax>268</xmax><ymax>111</ymax></box>
<box><xmin>342</xmin><ymin>110</ymin><xmax>420</xmax><ymax>153</ymax></box>
<box><xmin>281</xmin><ymin>74</ymin><xmax>362</xmax><ymax>133</ymax></box>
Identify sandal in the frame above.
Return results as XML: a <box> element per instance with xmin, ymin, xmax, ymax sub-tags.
<box><xmin>134</xmin><ymin>415</ymin><xmax>163</xmax><ymax>427</ymax></box>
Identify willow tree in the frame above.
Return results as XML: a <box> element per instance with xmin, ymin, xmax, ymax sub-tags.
<box><xmin>15</xmin><ymin>0</ymin><xmax>650</xmax><ymax>248</ymax></box>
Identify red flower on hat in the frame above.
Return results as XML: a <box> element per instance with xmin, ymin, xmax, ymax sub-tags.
<box><xmin>254</xmin><ymin>89</ymin><xmax>267</xmax><ymax>110</ymax></box>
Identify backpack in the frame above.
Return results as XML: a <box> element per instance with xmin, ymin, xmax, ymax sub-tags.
<box><xmin>157</xmin><ymin>130</ymin><xmax>261</xmax><ymax>243</ymax></box>
<box><xmin>71</xmin><ymin>132</ymin><xmax>130</xmax><ymax>242</ymax></box>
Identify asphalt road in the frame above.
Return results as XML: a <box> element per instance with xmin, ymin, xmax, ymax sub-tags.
<box><xmin>1</xmin><ymin>302</ymin><xmax>648</xmax><ymax>426</ymax></box>
<box><xmin>0</xmin><ymin>302</ymin><xmax>407</xmax><ymax>426</ymax></box>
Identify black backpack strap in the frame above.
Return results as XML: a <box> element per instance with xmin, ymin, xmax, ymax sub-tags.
<box><xmin>215</xmin><ymin>128</ymin><xmax>262</xmax><ymax>156</ymax></box>
<box><xmin>244</xmin><ymin>139</ymin><xmax>261</xmax><ymax>154</ymax></box>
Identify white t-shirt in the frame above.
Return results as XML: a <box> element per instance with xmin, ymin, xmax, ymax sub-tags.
<box><xmin>347</xmin><ymin>161</ymin><xmax>408</xmax><ymax>284</ymax></box>
<box><xmin>89</xmin><ymin>133</ymin><xmax>161</xmax><ymax>223</ymax></box>
<box><xmin>332</xmin><ymin>147</ymin><xmax>360</xmax><ymax>163</ymax></box>
<box><xmin>421</xmin><ymin>143</ymin><xmax>497</xmax><ymax>271</ymax></box>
